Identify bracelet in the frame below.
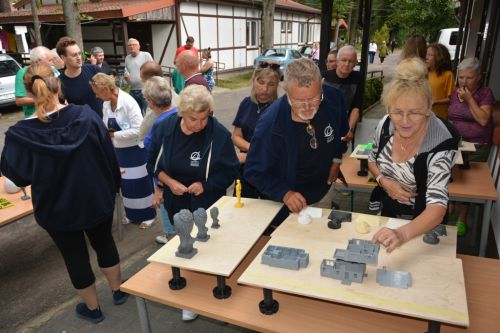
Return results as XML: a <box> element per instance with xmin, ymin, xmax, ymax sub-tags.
<box><xmin>156</xmin><ymin>183</ymin><xmax>164</xmax><ymax>189</ymax></box>
<box><xmin>332</xmin><ymin>158</ymin><xmax>342</xmax><ymax>165</ymax></box>
<box><xmin>349</xmin><ymin>127</ymin><xmax>355</xmax><ymax>133</ymax></box>
<box><xmin>375</xmin><ymin>174</ymin><xmax>384</xmax><ymax>184</ymax></box>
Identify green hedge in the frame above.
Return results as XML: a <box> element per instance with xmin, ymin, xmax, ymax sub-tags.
<box><xmin>364</xmin><ymin>78</ymin><xmax>384</xmax><ymax>109</ymax></box>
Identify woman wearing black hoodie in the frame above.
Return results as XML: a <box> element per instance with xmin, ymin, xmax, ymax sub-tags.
<box><xmin>0</xmin><ymin>64</ymin><xmax>127</xmax><ymax>323</ymax></box>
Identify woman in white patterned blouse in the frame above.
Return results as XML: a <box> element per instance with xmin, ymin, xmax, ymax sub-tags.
<box><xmin>368</xmin><ymin>57</ymin><xmax>459</xmax><ymax>253</ymax></box>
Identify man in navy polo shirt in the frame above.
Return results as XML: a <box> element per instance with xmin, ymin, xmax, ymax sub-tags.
<box><xmin>56</xmin><ymin>37</ymin><xmax>103</xmax><ymax>118</ymax></box>
<box><xmin>245</xmin><ymin>58</ymin><xmax>348</xmax><ymax>224</ymax></box>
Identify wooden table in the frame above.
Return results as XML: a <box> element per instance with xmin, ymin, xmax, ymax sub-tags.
<box><xmin>341</xmin><ymin>158</ymin><xmax>497</xmax><ymax>256</ymax></box>
<box><xmin>239</xmin><ymin>211</ymin><xmax>468</xmax><ymax>329</ymax></box>
<box><xmin>121</xmin><ymin>236</ymin><xmax>500</xmax><ymax>333</ymax></box>
<box><xmin>147</xmin><ymin>196</ymin><xmax>282</xmax><ymax>297</ymax></box>
<box><xmin>0</xmin><ymin>177</ymin><xmax>33</xmax><ymax>228</ymax></box>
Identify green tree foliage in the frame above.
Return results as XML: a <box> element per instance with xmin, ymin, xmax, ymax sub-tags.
<box><xmin>296</xmin><ymin>0</ymin><xmax>354</xmax><ymax>20</ymax></box>
<box><xmin>389</xmin><ymin>0</ymin><xmax>456</xmax><ymax>41</ymax></box>
<box><xmin>373</xmin><ymin>23</ymin><xmax>390</xmax><ymax>45</ymax></box>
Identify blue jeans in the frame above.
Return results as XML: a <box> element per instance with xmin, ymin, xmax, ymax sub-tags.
<box><xmin>369</xmin><ymin>52</ymin><xmax>375</xmax><ymax>64</ymax></box>
<box><xmin>130</xmin><ymin>90</ymin><xmax>148</xmax><ymax>115</ymax></box>
<box><xmin>160</xmin><ymin>204</ymin><xmax>176</xmax><ymax>235</ymax></box>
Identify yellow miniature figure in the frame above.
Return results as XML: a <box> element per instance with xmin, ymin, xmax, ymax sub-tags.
<box><xmin>234</xmin><ymin>179</ymin><xmax>244</xmax><ymax>208</ymax></box>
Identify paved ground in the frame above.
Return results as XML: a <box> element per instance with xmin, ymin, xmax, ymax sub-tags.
<box><xmin>0</xmin><ymin>50</ymin><xmax>438</xmax><ymax>333</ymax></box>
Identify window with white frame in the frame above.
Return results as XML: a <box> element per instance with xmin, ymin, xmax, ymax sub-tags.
<box><xmin>281</xmin><ymin>21</ymin><xmax>286</xmax><ymax>33</ymax></box>
<box><xmin>298</xmin><ymin>23</ymin><xmax>305</xmax><ymax>43</ymax></box>
<box><xmin>287</xmin><ymin>21</ymin><xmax>292</xmax><ymax>33</ymax></box>
<box><xmin>246</xmin><ymin>20</ymin><xmax>258</xmax><ymax>47</ymax></box>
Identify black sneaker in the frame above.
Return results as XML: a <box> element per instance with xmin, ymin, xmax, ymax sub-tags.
<box><xmin>75</xmin><ymin>303</ymin><xmax>104</xmax><ymax>323</ymax></box>
<box><xmin>113</xmin><ymin>289</ymin><xmax>129</xmax><ymax>305</ymax></box>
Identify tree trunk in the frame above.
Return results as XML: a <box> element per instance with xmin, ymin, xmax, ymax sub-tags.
<box><xmin>0</xmin><ymin>0</ymin><xmax>11</xmax><ymax>13</ymax></box>
<box><xmin>261</xmin><ymin>0</ymin><xmax>276</xmax><ymax>51</ymax></box>
<box><xmin>30</xmin><ymin>0</ymin><xmax>42</xmax><ymax>46</ymax></box>
<box><xmin>62</xmin><ymin>0</ymin><xmax>83</xmax><ymax>47</ymax></box>
<box><xmin>349</xmin><ymin>0</ymin><xmax>359</xmax><ymax>45</ymax></box>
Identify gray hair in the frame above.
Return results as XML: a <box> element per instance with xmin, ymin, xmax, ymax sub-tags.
<box><xmin>178</xmin><ymin>85</ymin><xmax>214</xmax><ymax>116</ymax></box>
<box><xmin>337</xmin><ymin>45</ymin><xmax>357</xmax><ymax>59</ymax></box>
<box><xmin>90</xmin><ymin>46</ymin><xmax>104</xmax><ymax>56</ymax></box>
<box><xmin>457</xmin><ymin>57</ymin><xmax>481</xmax><ymax>74</ymax></box>
<box><xmin>142</xmin><ymin>76</ymin><xmax>172</xmax><ymax>109</ymax></box>
<box><xmin>284</xmin><ymin>58</ymin><xmax>321</xmax><ymax>88</ymax></box>
<box><xmin>29</xmin><ymin>46</ymin><xmax>51</xmax><ymax>63</ymax></box>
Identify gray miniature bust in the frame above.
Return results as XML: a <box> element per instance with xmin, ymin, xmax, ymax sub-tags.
<box><xmin>174</xmin><ymin>209</ymin><xmax>198</xmax><ymax>259</ymax></box>
<box><xmin>193</xmin><ymin>208</ymin><xmax>210</xmax><ymax>242</ymax></box>
<box><xmin>210</xmin><ymin>207</ymin><xmax>220</xmax><ymax>229</ymax></box>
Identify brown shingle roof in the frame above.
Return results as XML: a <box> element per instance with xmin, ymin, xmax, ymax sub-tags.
<box><xmin>0</xmin><ymin>0</ymin><xmax>174</xmax><ymax>24</ymax></box>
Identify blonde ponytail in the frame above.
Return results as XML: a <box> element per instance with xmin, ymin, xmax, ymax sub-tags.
<box><xmin>24</xmin><ymin>64</ymin><xmax>60</xmax><ymax>122</ymax></box>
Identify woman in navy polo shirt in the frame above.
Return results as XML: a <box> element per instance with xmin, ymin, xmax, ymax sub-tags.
<box><xmin>232</xmin><ymin>63</ymin><xmax>280</xmax><ymax>198</ymax></box>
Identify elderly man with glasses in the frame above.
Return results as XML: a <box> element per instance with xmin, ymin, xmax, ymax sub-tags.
<box><xmin>245</xmin><ymin>58</ymin><xmax>348</xmax><ymax>228</ymax></box>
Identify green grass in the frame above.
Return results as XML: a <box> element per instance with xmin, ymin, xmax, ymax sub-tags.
<box><xmin>216</xmin><ymin>70</ymin><xmax>253</xmax><ymax>89</ymax></box>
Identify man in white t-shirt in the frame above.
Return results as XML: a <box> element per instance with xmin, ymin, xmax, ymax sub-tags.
<box><xmin>369</xmin><ymin>41</ymin><xmax>378</xmax><ymax>64</ymax></box>
<box><xmin>125</xmin><ymin>38</ymin><xmax>153</xmax><ymax>114</ymax></box>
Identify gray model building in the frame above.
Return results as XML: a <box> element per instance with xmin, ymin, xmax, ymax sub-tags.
<box><xmin>320</xmin><ymin>259</ymin><xmax>367</xmax><ymax>285</ymax></box>
<box><xmin>320</xmin><ymin>239</ymin><xmax>380</xmax><ymax>285</ymax></box>
<box><xmin>261</xmin><ymin>245</ymin><xmax>309</xmax><ymax>270</ymax></box>
<box><xmin>334</xmin><ymin>239</ymin><xmax>380</xmax><ymax>265</ymax></box>
<box><xmin>376</xmin><ymin>267</ymin><xmax>412</xmax><ymax>289</ymax></box>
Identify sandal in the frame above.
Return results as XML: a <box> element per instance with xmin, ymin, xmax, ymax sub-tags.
<box><xmin>139</xmin><ymin>219</ymin><xmax>155</xmax><ymax>229</ymax></box>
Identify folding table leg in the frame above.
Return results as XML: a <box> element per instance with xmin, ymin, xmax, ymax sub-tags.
<box><xmin>136</xmin><ymin>296</ymin><xmax>152</xmax><ymax>333</ymax></box>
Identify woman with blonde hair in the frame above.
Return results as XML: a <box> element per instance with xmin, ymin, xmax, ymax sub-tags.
<box><xmin>91</xmin><ymin>72</ymin><xmax>156</xmax><ymax>229</ymax></box>
<box><xmin>147</xmin><ymin>84</ymin><xmax>238</xmax><ymax>321</ymax></box>
<box><xmin>1</xmin><ymin>64</ymin><xmax>127</xmax><ymax>323</ymax></box>
<box><xmin>232</xmin><ymin>63</ymin><xmax>280</xmax><ymax>198</ymax></box>
<box><xmin>368</xmin><ymin>57</ymin><xmax>459</xmax><ymax>253</ymax></box>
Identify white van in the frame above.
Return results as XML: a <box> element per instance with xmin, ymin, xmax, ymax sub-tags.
<box><xmin>436</xmin><ymin>28</ymin><xmax>459</xmax><ymax>60</ymax></box>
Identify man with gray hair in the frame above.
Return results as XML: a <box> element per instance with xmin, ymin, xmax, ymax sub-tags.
<box><xmin>125</xmin><ymin>38</ymin><xmax>153</xmax><ymax>114</ymax></box>
<box><xmin>245</xmin><ymin>58</ymin><xmax>348</xmax><ymax>226</ymax></box>
<box><xmin>15</xmin><ymin>46</ymin><xmax>58</xmax><ymax>118</ymax></box>
<box><xmin>88</xmin><ymin>46</ymin><xmax>111</xmax><ymax>74</ymax></box>
<box><xmin>323</xmin><ymin>45</ymin><xmax>363</xmax><ymax>143</ymax></box>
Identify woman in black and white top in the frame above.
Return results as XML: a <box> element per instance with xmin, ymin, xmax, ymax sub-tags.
<box><xmin>368</xmin><ymin>57</ymin><xmax>459</xmax><ymax>253</ymax></box>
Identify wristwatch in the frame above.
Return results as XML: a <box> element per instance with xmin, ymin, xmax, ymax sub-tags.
<box><xmin>375</xmin><ymin>174</ymin><xmax>384</xmax><ymax>184</ymax></box>
<box><xmin>156</xmin><ymin>182</ymin><xmax>164</xmax><ymax>189</ymax></box>
<box><xmin>332</xmin><ymin>158</ymin><xmax>342</xmax><ymax>165</ymax></box>
<box><xmin>349</xmin><ymin>127</ymin><xmax>355</xmax><ymax>133</ymax></box>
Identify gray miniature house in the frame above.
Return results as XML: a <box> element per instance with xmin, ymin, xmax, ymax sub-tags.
<box><xmin>320</xmin><ymin>259</ymin><xmax>367</xmax><ymax>285</ymax></box>
<box><xmin>334</xmin><ymin>239</ymin><xmax>380</xmax><ymax>265</ymax></box>
<box><xmin>261</xmin><ymin>245</ymin><xmax>309</xmax><ymax>270</ymax></box>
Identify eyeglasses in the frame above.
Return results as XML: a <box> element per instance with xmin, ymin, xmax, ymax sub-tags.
<box><xmin>259</xmin><ymin>62</ymin><xmax>281</xmax><ymax>71</ymax></box>
<box><xmin>306</xmin><ymin>122</ymin><xmax>318</xmax><ymax>149</ymax></box>
<box><xmin>389</xmin><ymin>110</ymin><xmax>429</xmax><ymax>121</ymax></box>
<box><xmin>287</xmin><ymin>93</ymin><xmax>323</xmax><ymax>112</ymax></box>
<box><xmin>68</xmin><ymin>51</ymin><xmax>83</xmax><ymax>58</ymax></box>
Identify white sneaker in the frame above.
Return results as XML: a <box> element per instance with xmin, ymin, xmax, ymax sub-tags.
<box><xmin>182</xmin><ymin>309</ymin><xmax>198</xmax><ymax>321</ymax></box>
<box><xmin>155</xmin><ymin>235</ymin><xmax>169</xmax><ymax>244</ymax></box>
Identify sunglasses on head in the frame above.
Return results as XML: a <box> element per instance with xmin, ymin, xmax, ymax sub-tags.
<box><xmin>259</xmin><ymin>62</ymin><xmax>281</xmax><ymax>71</ymax></box>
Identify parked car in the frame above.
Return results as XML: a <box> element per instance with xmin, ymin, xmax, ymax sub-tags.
<box><xmin>253</xmin><ymin>48</ymin><xmax>303</xmax><ymax>77</ymax></box>
<box><xmin>0</xmin><ymin>54</ymin><xmax>21</xmax><ymax>107</ymax></box>
<box><xmin>296</xmin><ymin>44</ymin><xmax>313</xmax><ymax>58</ymax></box>
<box><xmin>436</xmin><ymin>28</ymin><xmax>459</xmax><ymax>60</ymax></box>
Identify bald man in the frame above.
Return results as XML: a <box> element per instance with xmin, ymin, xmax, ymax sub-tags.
<box><xmin>176</xmin><ymin>51</ymin><xmax>209</xmax><ymax>90</ymax></box>
<box><xmin>125</xmin><ymin>38</ymin><xmax>153</xmax><ymax>114</ymax></box>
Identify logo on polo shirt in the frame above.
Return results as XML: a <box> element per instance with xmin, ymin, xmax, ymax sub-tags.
<box><xmin>324</xmin><ymin>124</ymin><xmax>334</xmax><ymax>143</ymax></box>
<box><xmin>190</xmin><ymin>151</ymin><xmax>201</xmax><ymax>167</ymax></box>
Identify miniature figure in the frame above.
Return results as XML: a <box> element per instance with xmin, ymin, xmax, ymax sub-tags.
<box><xmin>193</xmin><ymin>208</ymin><xmax>210</xmax><ymax>242</ymax></box>
<box><xmin>210</xmin><ymin>206</ymin><xmax>220</xmax><ymax>228</ymax></box>
<box><xmin>174</xmin><ymin>209</ymin><xmax>198</xmax><ymax>259</ymax></box>
<box><xmin>234</xmin><ymin>179</ymin><xmax>244</xmax><ymax>208</ymax></box>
